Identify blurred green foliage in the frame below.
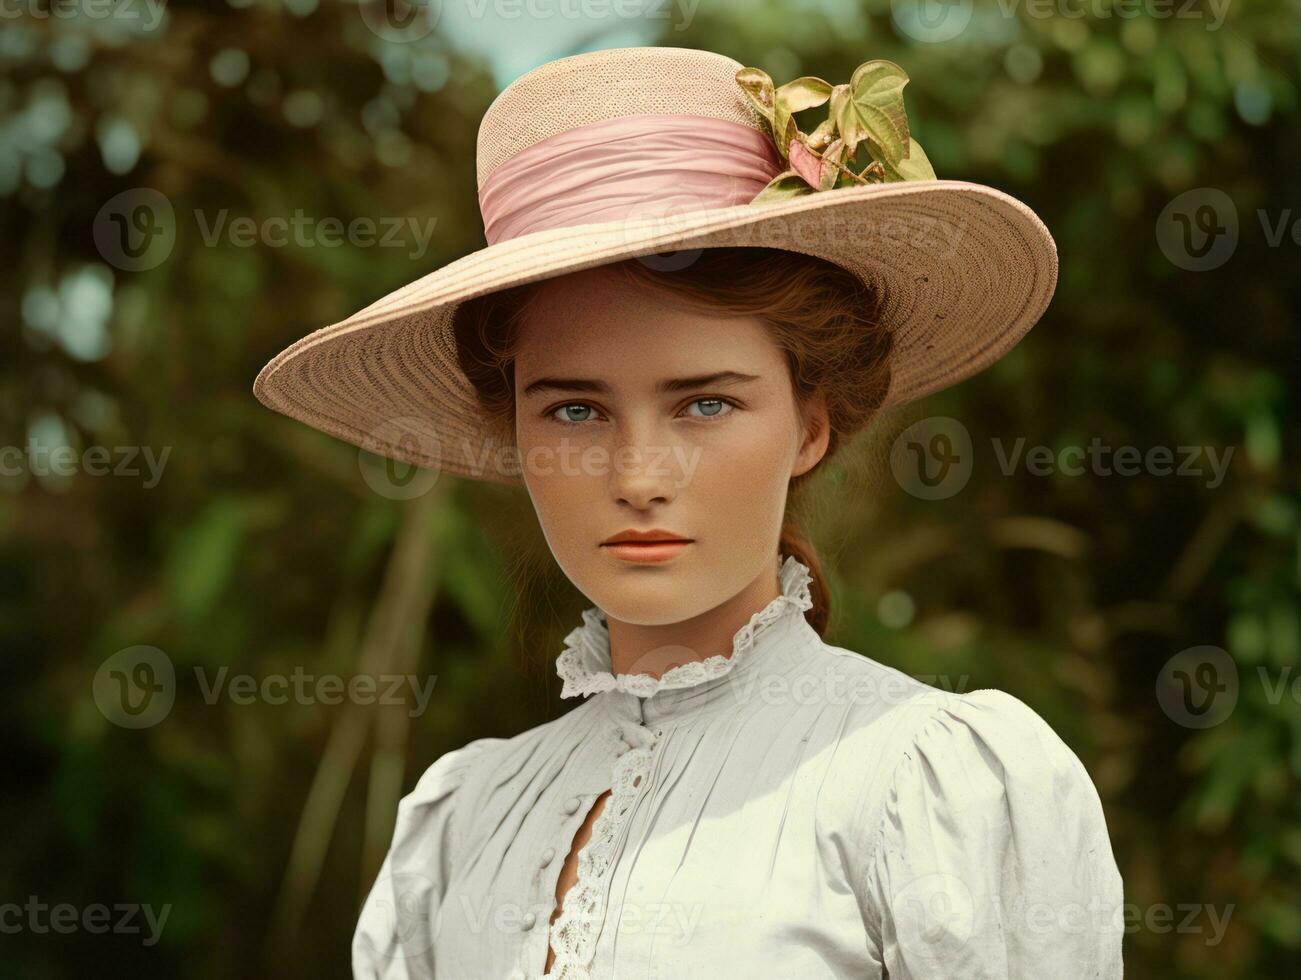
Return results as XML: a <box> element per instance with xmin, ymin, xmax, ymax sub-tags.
<box><xmin>0</xmin><ymin>1</ymin><xmax>1296</xmax><ymax>977</ymax></box>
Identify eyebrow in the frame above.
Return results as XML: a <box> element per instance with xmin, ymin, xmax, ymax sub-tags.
<box><xmin>520</xmin><ymin>371</ymin><xmax>761</xmax><ymax>398</ymax></box>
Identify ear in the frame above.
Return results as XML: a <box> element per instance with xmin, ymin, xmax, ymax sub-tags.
<box><xmin>791</xmin><ymin>390</ymin><xmax>831</xmax><ymax>478</ymax></box>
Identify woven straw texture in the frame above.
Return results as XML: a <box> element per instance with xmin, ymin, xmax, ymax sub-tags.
<box><xmin>253</xmin><ymin>46</ymin><xmax>1058</xmax><ymax>486</ymax></box>
<box><xmin>476</xmin><ymin>47</ymin><xmax>764</xmax><ymax>187</ymax></box>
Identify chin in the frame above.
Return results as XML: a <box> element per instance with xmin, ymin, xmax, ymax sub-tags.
<box><xmin>583</xmin><ymin>567</ymin><xmax>715</xmax><ymax>627</ymax></box>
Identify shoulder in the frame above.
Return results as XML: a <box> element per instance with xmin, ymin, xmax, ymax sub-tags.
<box><xmin>808</xmin><ymin>641</ymin><xmax>969</xmax><ymax>790</ymax></box>
<box><xmin>356</xmin><ymin>701</ymin><xmax>607</xmax><ymax>972</ymax></box>
<box><xmin>951</xmin><ymin>688</ymin><xmax>1105</xmax><ymax>800</ymax></box>
<box><xmin>400</xmin><ymin>696</ymin><xmax>603</xmax><ymax>834</ymax></box>
<box><xmin>384</xmin><ymin>735</ymin><xmax>501</xmax><ymax>864</ymax></box>
<box><xmin>812</xmin><ymin>639</ymin><xmax>1092</xmax><ymax>799</ymax></box>
<box><xmin>867</xmin><ymin>687</ymin><xmax>1103</xmax><ymax>832</ymax></box>
<box><xmin>794</xmin><ymin>637</ymin><xmax>939</xmax><ymax>734</ymax></box>
<box><xmin>868</xmin><ymin>690</ymin><xmax>1124</xmax><ymax>972</ymax></box>
<box><xmin>813</xmin><ymin>637</ymin><xmax>939</xmax><ymax>703</ymax></box>
<box><xmin>818</xmin><ymin>674</ymin><xmax>1116</xmax><ymax>880</ymax></box>
<box><xmin>838</xmin><ymin>688</ymin><xmax>1125</xmax><ymax>973</ymax></box>
<box><xmin>377</xmin><ymin>700</ymin><xmax>601</xmax><ymax>892</ymax></box>
<box><xmin>896</xmin><ymin>687</ymin><xmax>1092</xmax><ymax>779</ymax></box>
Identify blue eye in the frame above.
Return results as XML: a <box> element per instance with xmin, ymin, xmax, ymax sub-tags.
<box><xmin>552</xmin><ymin>404</ymin><xmax>601</xmax><ymax>424</ymax></box>
<box><xmin>546</xmin><ymin>398</ymin><xmax>736</xmax><ymax>425</ymax></box>
<box><xmin>686</xmin><ymin>398</ymin><xmax>732</xmax><ymax>419</ymax></box>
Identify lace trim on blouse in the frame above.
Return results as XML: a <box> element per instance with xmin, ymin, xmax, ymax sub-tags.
<box><xmin>554</xmin><ymin>553</ymin><xmax>815</xmax><ymax>700</ymax></box>
<box><xmin>543</xmin><ymin>723</ymin><xmax>656</xmax><ymax>978</ymax></box>
<box><xmin>543</xmin><ymin>556</ymin><xmax>813</xmax><ymax>978</ymax></box>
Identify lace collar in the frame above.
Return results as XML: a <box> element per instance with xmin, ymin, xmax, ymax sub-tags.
<box><xmin>555</xmin><ymin>554</ymin><xmax>815</xmax><ymax>700</ymax></box>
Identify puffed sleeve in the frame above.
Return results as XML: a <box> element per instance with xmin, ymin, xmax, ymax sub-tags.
<box><xmin>863</xmin><ymin>690</ymin><xmax>1124</xmax><ymax>978</ymax></box>
<box><xmin>352</xmin><ymin>737</ymin><xmax>500</xmax><ymax>980</ymax></box>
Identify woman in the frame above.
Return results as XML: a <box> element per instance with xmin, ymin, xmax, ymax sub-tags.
<box><xmin>254</xmin><ymin>46</ymin><xmax>1123</xmax><ymax>979</ymax></box>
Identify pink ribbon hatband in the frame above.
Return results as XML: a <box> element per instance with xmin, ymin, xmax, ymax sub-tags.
<box><xmin>478</xmin><ymin>113</ymin><xmax>784</xmax><ymax>246</ymax></box>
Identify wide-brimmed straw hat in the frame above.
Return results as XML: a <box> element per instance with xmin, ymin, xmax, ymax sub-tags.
<box><xmin>253</xmin><ymin>46</ymin><xmax>1056</xmax><ymax>485</ymax></box>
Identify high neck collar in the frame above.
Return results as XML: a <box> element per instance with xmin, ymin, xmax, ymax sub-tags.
<box><xmin>555</xmin><ymin>554</ymin><xmax>815</xmax><ymax>701</ymax></box>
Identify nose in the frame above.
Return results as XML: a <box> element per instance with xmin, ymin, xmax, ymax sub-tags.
<box><xmin>610</xmin><ymin>420</ymin><xmax>679</xmax><ymax>509</ymax></box>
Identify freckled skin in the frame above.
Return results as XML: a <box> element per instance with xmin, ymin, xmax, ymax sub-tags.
<box><xmin>512</xmin><ymin>264</ymin><xmax>830</xmax><ymax>969</ymax></box>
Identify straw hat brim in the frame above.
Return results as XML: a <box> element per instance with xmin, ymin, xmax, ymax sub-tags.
<box><xmin>253</xmin><ymin>179</ymin><xmax>1056</xmax><ymax>485</ymax></box>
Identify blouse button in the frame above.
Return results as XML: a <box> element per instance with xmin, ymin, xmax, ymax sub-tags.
<box><xmin>540</xmin><ymin>846</ymin><xmax>556</xmax><ymax>867</ymax></box>
<box><xmin>521</xmin><ymin>911</ymin><xmax>537</xmax><ymax>930</ymax></box>
<box><xmin>563</xmin><ymin>796</ymin><xmax>581</xmax><ymax>815</ymax></box>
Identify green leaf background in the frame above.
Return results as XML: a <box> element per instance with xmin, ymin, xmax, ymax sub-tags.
<box><xmin>0</xmin><ymin>2</ymin><xmax>1296</xmax><ymax>978</ymax></box>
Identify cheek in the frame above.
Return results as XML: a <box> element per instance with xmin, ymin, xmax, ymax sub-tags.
<box><xmin>687</xmin><ymin>409</ymin><xmax>796</xmax><ymax>511</ymax></box>
<box><xmin>516</xmin><ymin>431</ymin><xmax>603</xmax><ymax>550</ymax></box>
<box><xmin>525</xmin><ymin>467</ymin><xmax>590</xmax><ymax>523</ymax></box>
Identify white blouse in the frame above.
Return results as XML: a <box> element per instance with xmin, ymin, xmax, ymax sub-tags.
<box><xmin>354</xmin><ymin>555</ymin><xmax>1124</xmax><ymax>979</ymax></box>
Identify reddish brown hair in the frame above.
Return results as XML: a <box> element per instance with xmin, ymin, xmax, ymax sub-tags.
<box><xmin>452</xmin><ymin>246</ymin><xmax>892</xmax><ymax>636</ymax></box>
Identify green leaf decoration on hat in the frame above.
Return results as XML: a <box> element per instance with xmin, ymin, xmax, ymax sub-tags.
<box><xmin>737</xmin><ymin>59</ymin><xmax>936</xmax><ymax>203</ymax></box>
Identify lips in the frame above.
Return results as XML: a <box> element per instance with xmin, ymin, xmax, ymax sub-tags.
<box><xmin>601</xmin><ymin>529</ymin><xmax>694</xmax><ymax>564</ymax></box>
<box><xmin>601</xmin><ymin>528</ymin><xmax>692</xmax><ymax>546</ymax></box>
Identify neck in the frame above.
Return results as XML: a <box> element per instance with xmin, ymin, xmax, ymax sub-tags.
<box><xmin>605</xmin><ymin>561</ymin><xmax>782</xmax><ymax>681</ymax></box>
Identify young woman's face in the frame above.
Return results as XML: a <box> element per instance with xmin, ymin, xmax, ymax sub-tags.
<box><xmin>513</xmin><ymin>264</ymin><xmax>828</xmax><ymax>626</ymax></box>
